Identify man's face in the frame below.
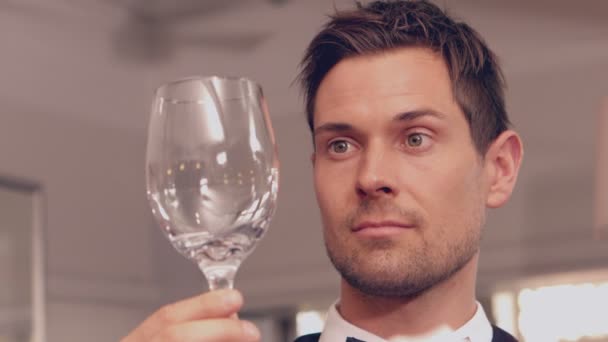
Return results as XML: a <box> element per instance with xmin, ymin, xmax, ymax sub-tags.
<box><xmin>312</xmin><ymin>47</ymin><xmax>490</xmax><ymax>298</ymax></box>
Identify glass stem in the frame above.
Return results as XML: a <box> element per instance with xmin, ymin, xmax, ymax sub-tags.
<box><xmin>200</xmin><ymin>264</ymin><xmax>238</xmax><ymax>290</ymax></box>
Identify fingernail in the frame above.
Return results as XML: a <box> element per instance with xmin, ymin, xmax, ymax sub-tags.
<box><xmin>242</xmin><ymin>321</ymin><xmax>260</xmax><ymax>340</ymax></box>
<box><xmin>223</xmin><ymin>290</ymin><xmax>241</xmax><ymax>306</ymax></box>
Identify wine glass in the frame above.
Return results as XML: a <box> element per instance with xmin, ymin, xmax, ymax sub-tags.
<box><xmin>145</xmin><ymin>76</ymin><xmax>279</xmax><ymax>290</ymax></box>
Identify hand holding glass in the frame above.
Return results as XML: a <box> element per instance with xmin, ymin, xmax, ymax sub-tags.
<box><xmin>145</xmin><ymin>76</ymin><xmax>279</xmax><ymax>290</ymax></box>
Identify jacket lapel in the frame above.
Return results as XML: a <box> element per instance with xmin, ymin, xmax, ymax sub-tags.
<box><xmin>491</xmin><ymin>325</ymin><xmax>518</xmax><ymax>342</ymax></box>
<box><xmin>293</xmin><ymin>333</ymin><xmax>321</xmax><ymax>342</ymax></box>
<box><xmin>295</xmin><ymin>325</ymin><xmax>518</xmax><ymax>342</ymax></box>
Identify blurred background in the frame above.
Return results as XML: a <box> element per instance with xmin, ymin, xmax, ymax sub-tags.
<box><xmin>1</xmin><ymin>0</ymin><xmax>608</xmax><ymax>341</ymax></box>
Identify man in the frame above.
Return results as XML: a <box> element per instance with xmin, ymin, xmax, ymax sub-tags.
<box><xmin>122</xmin><ymin>1</ymin><xmax>523</xmax><ymax>341</ymax></box>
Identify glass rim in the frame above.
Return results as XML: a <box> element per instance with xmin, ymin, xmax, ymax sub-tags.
<box><xmin>154</xmin><ymin>75</ymin><xmax>263</xmax><ymax>103</ymax></box>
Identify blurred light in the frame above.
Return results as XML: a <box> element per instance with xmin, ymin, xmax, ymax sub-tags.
<box><xmin>216</xmin><ymin>152</ymin><xmax>227</xmax><ymax>165</ymax></box>
<box><xmin>164</xmin><ymin>187</ymin><xmax>178</xmax><ymax>208</ymax></box>
<box><xmin>199</xmin><ymin>178</ymin><xmax>211</xmax><ymax>200</ymax></box>
<box><xmin>492</xmin><ymin>291</ymin><xmax>517</xmax><ymax>337</ymax></box>
<box><xmin>296</xmin><ymin>310</ymin><xmax>325</xmax><ymax>337</ymax></box>
<box><xmin>517</xmin><ymin>281</ymin><xmax>608</xmax><ymax>342</ymax></box>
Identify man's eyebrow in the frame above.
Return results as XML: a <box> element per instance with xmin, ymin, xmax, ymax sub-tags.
<box><xmin>313</xmin><ymin>109</ymin><xmax>446</xmax><ymax>136</ymax></box>
<box><xmin>313</xmin><ymin>122</ymin><xmax>354</xmax><ymax>136</ymax></box>
<box><xmin>393</xmin><ymin>108</ymin><xmax>447</xmax><ymax>122</ymax></box>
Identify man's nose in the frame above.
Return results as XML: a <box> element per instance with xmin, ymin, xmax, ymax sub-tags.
<box><xmin>355</xmin><ymin>147</ymin><xmax>398</xmax><ymax>199</ymax></box>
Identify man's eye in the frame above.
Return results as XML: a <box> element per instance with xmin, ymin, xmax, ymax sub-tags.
<box><xmin>407</xmin><ymin>133</ymin><xmax>425</xmax><ymax>147</ymax></box>
<box><xmin>329</xmin><ymin>140</ymin><xmax>350</xmax><ymax>153</ymax></box>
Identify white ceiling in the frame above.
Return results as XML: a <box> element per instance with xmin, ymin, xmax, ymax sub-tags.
<box><xmin>2</xmin><ymin>0</ymin><xmax>607</xmax><ymax>135</ymax></box>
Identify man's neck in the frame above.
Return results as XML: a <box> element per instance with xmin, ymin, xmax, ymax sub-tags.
<box><xmin>337</xmin><ymin>254</ymin><xmax>479</xmax><ymax>340</ymax></box>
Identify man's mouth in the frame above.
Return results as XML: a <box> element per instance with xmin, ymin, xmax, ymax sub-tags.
<box><xmin>352</xmin><ymin>220</ymin><xmax>416</xmax><ymax>236</ymax></box>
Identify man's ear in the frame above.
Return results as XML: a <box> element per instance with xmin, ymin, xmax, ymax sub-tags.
<box><xmin>484</xmin><ymin>130</ymin><xmax>524</xmax><ymax>208</ymax></box>
<box><xmin>310</xmin><ymin>152</ymin><xmax>316</xmax><ymax>167</ymax></box>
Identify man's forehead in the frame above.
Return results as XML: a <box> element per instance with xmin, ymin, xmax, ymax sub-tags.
<box><xmin>314</xmin><ymin>48</ymin><xmax>453</xmax><ymax>115</ymax></box>
<box><xmin>318</xmin><ymin>47</ymin><xmax>447</xmax><ymax>88</ymax></box>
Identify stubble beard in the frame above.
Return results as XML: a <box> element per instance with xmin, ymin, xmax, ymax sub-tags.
<box><xmin>324</xmin><ymin>200</ymin><xmax>484</xmax><ymax>299</ymax></box>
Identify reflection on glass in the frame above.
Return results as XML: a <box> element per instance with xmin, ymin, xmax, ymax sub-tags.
<box><xmin>146</xmin><ymin>76</ymin><xmax>279</xmax><ymax>290</ymax></box>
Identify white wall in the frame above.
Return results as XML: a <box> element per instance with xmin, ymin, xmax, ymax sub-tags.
<box><xmin>477</xmin><ymin>58</ymin><xmax>608</xmax><ymax>295</ymax></box>
<box><xmin>0</xmin><ymin>100</ymin><xmax>160</xmax><ymax>341</ymax></box>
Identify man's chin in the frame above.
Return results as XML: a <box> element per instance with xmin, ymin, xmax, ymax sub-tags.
<box><xmin>357</xmin><ymin>237</ymin><xmax>401</xmax><ymax>249</ymax></box>
<box><xmin>333</xmin><ymin>259</ymin><xmax>425</xmax><ymax>295</ymax></box>
<box><xmin>341</xmin><ymin>271</ymin><xmax>432</xmax><ymax>299</ymax></box>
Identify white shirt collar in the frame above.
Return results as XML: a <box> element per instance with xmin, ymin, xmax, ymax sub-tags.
<box><xmin>319</xmin><ymin>301</ymin><xmax>493</xmax><ymax>342</ymax></box>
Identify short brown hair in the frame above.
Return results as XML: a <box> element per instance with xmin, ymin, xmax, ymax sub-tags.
<box><xmin>297</xmin><ymin>0</ymin><xmax>509</xmax><ymax>154</ymax></box>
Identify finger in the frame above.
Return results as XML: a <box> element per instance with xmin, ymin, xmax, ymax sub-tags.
<box><xmin>150</xmin><ymin>319</ymin><xmax>260</xmax><ymax>342</ymax></box>
<box><xmin>127</xmin><ymin>289</ymin><xmax>243</xmax><ymax>340</ymax></box>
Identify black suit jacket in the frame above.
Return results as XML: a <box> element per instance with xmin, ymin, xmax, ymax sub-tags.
<box><xmin>294</xmin><ymin>325</ymin><xmax>518</xmax><ymax>342</ymax></box>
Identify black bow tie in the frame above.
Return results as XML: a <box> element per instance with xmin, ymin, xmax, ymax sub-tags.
<box><xmin>346</xmin><ymin>338</ymin><xmax>366</xmax><ymax>342</ymax></box>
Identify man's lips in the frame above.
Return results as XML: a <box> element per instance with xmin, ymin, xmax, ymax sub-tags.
<box><xmin>352</xmin><ymin>220</ymin><xmax>416</xmax><ymax>232</ymax></box>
